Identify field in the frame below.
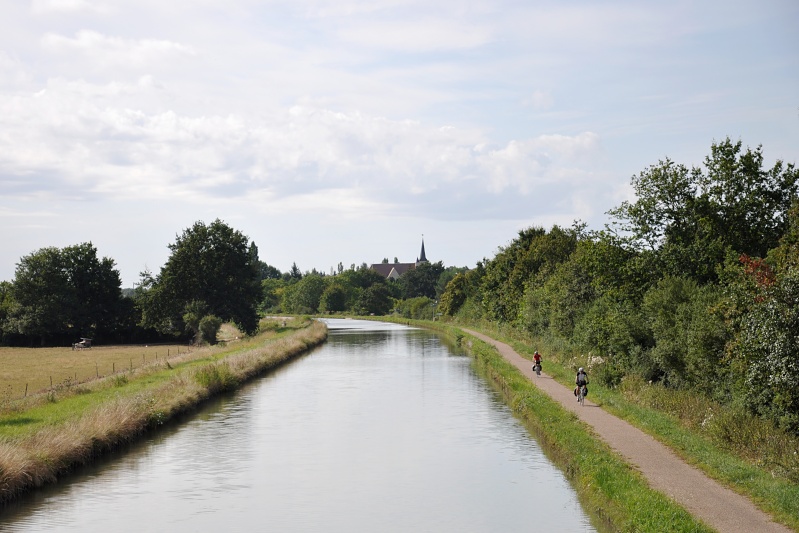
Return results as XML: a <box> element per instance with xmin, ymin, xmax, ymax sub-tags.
<box><xmin>0</xmin><ymin>323</ymin><xmax>243</xmax><ymax>401</ymax></box>
<box><xmin>0</xmin><ymin>343</ymin><xmax>193</xmax><ymax>400</ymax></box>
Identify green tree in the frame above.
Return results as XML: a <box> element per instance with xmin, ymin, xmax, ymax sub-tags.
<box><xmin>481</xmin><ymin>225</ymin><xmax>581</xmax><ymax>323</ymax></box>
<box><xmin>400</xmin><ymin>261</ymin><xmax>445</xmax><ymax>300</ymax></box>
<box><xmin>609</xmin><ymin>138</ymin><xmax>798</xmax><ymax>283</ymax></box>
<box><xmin>319</xmin><ymin>283</ymin><xmax>348</xmax><ymax>313</ymax></box>
<box><xmin>281</xmin><ymin>274</ymin><xmax>327</xmax><ymax>314</ymax></box>
<box><xmin>396</xmin><ymin>296</ymin><xmax>436</xmax><ymax>319</ymax></box>
<box><xmin>6</xmin><ymin>243</ymin><xmax>122</xmax><ymax>345</ymax></box>
<box><xmin>199</xmin><ymin>315</ymin><xmax>223</xmax><ymax>345</ymax></box>
<box><xmin>357</xmin><ymin>283</ymin><xmax>393</xmax><ymax>315</ymax></box>
<box><xmin>439</xmin><ymin>272</ymin><xmax>469</xmax><ymax>316</ymax></box>
<box><xmin>736</xmin><ymin>267</ymin><xmax>799</xmax><ymax>433</ymax></box>
<box><xmin>142</xmin><ymin>220</ymin><xmax>261</xmax><ymax>335</ymax></box>
<box><xmin>260</xmin><ymin>278</ymin><xmax>285</xmax><ymax>313</ymax></box>
<box><xmin>642</xmin><ymin>277</ymin><xmax>727</xmax><ymax>390</ymax></box>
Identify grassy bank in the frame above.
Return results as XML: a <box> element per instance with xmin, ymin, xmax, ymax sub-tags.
<box><xmin>0</xmin><ymin>318</ymin><xmax>327</xmax><ymax>504</ymax></box>
<box><xmin>385</xmin><ymin>316</ymin><xmax>798</xmax><ymax>532</ymax></box>
<box><xmin>367</xmin><ymin>316</ymin><xmax>711</xmax><ymax>532</ymax></box>
<box><xmin>453</xmin><ymin>319</ymin><xmax>799</xmax><ymax>532</ymax></box>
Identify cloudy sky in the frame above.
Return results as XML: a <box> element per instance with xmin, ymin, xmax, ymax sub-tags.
<box><xmin>1</xmin><ymin>0</ymin><xmax>797</xmax><ymax>286</ymax></box>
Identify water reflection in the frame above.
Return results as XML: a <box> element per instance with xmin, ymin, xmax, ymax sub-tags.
<box><xmin>0</xmin><ymin>319</ymin><xmax>597</xmax><ymax>532</ymax></box>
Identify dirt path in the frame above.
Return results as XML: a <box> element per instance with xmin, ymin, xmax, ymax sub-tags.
<box><xmin>463</xmin><ymin>329</ymin><xmax>792</xmax><ymax>533</ymax></box>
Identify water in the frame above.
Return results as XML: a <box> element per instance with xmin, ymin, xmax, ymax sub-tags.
<box><xmin>0</xmin><ymin>319</ymin><xmax>597</xmax><ymax>532</ymax></box>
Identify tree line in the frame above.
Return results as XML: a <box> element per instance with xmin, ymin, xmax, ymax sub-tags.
<box><xmin>2</xmin><ymin>137</ymin><xmax>796</xmax><ymax>434</ymax></box>
<box><xmin>439</xmin><ymin>138</ymin><xmax>799</xmax><ymax>435</ymax></box>
<box><xmin>0</xmin><ymin>220</ymin><xmax>462</xmax><ymax>347</ymax></box>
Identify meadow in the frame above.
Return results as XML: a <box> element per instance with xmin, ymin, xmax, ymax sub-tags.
<box><xmin>0</xmin><ymin>324</ymin><xmax>243</xmax><ymax>402</ymax></box>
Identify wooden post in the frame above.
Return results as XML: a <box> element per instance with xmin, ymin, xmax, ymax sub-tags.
<box><xmin>130</xmin><ymin>358</ymin><xmax>132</xmax><ymax>371</ymax></box>
<box><xmin>113</xmin><ymin>362</ymin><xmax>115</xmax><ymax>373</ymax></box>
<box><xmin>96</xmin><ymin>362</ymin><xmax>99</xmax><ymax>378</ymax></box>
<box><xmin>50</xmin><ymin>376</ymin><xmax>53</xmax><ymax>387</ymax></box>
<box><xmin>25</xmin><ymin>384</ymin><xmax>28</xmax><ymax>397</ymax></box>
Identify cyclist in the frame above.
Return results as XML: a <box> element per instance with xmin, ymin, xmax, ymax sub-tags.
<box><xmin>533</xmin><ymin>351</ymin><xmax>542</xmax><ymax>368</ymax></box>
<box><xmin>575</xmin><ymin>367</ymin><xmax>588</xmax><ymax>400</ymax></box>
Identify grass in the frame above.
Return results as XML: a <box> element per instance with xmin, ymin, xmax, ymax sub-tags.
<box><xmin>0</xmin><ymin>317</ymin><xmax>327</xmax><ymax>503</ymax></box>
<box><xmin>0</xmin><ymin>343</ymin><xmax>193</xmax><ymax>400</ymax></box>
<box><xmin>362</xmin><ymin>315</ymin><xmax>712</xmax><ymax>531</ymax></box>
<box><xmin>433</xmin><ymin>317</ymin><xmax>799</xmax><ymax>532</ymax></box>
<box><xmin>460</xmin><ymin>326</ymin><xmax>713</xmax><ymax>533</ymax></box>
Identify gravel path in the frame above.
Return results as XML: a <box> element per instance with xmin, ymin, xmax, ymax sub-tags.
<box><xmin>463</xmin><ymin>329</ymin><xmax>792</xmax><ymax>533</ymax></box>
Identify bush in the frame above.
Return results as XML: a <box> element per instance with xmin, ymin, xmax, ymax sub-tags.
<box><xmin>193</xmin><ymin>362</ymin><xmax>239</xmax><ymax>393</ymax></box>
<box><xmin>199</xmin><ymin>315</ymin><xmax>223</xmax><ymax>345</ymax></box>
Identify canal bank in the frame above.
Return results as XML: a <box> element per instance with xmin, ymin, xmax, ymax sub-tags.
<box><xmin>0</xmin><ymin>319</ymin><xmax>327</xmax><ymax>505</ymax></box>
<box><xmin>1</xmin><ymin>319</ymin><xmax>600</xmax><ymax>532</ymax></box>
<box><xmin>378</xmin><ymin>317</ymin><xmax>796</xmax><ymax>532</ymax></box>
<box><xmin>463</xmin><ymin>327</ymin><xmax>794</xmax><ymax>533</ymax></box>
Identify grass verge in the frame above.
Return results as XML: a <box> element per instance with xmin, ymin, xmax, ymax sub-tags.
<box><xmin>422</xmin><ymin>317</ymin><xmax>799</xmax><ymax>532</ymax></box>
<box><xmin>460</xmin><ymin>326</ymin><xmax>712</xmax><ymax>532</ymax></box>
<box><xmin>0</xmin><ymin>318</ymin><xmax>327</xmax><ymax>504</ymax></box>
<box><xmin>366</xmin><ymin>316</ymin><xmax>712</xmax><ymax>532</ymax></box>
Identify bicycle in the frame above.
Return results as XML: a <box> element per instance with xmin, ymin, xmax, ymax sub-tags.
<box><xmin>577</xmin><ymin>384</ymin><xmax>587</xmax><ymax>406</ymax></box>
<box><xmin>532</xmin><ymin>362</ymin><xmax>541</xmax><ymax>376</ymax></box>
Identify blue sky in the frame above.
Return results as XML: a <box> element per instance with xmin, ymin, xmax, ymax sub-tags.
<box><xmin>1</xmin><ymin>0</ymin><xmax>797</xmax><ymax>286</ymax></box>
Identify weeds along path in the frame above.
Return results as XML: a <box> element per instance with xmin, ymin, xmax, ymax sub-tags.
<box><xmin>462</xmin><ymin>328</ymin><xmax>792</xmax><ymax>533</ymax></box>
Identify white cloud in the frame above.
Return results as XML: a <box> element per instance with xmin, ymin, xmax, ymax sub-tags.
<box><xmin>40</xmin><ymin>30</ymin><xmax>195</xmax><ymax>68</ymax></box>
<box><xmin>30</xmin><ymin>0</ymin><xmax>106</xmax><ymax>15</ymax></box>
<box><xmin>337</xmin><ymin>18</ymin><xmax>493</xmax><ymax>52</ymax></box>
<box><xmin>0</xmin><ymin>78</ymin><xmax>602</xmax><ymax>222</ymax></box>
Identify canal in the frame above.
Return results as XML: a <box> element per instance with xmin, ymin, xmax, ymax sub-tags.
<box><xmin>0</xmin><ymin>319</ymin><xmax>598</xmax><ymax>532</ymax></box>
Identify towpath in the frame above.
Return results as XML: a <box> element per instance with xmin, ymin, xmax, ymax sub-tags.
<box><xmin>463</xmin><ymin>328</ymin><xmax>792</xmax><ymax>533</ymax></box>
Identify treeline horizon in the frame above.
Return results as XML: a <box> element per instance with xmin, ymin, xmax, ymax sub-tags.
<box><xmin>1</xmin><ymin>137</ymin><xmax>797</xmax><ymax>434</ymax></box>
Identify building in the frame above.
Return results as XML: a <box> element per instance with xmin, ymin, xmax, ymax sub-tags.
<box><xmin>370</xmin><ymin>238</ymin><xmax>428</xmax><ymax>279</ymax></box>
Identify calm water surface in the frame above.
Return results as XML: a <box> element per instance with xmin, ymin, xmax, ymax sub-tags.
<box><xmin>0</xmin><ymin>319</ymin><xmax>597</xmax><ymax>532</ymax></box>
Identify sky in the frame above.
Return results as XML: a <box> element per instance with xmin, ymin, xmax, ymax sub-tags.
<box><xmin>1</xmin><ymin>0</ymin><xmax>797</xmax><ymax>287</ymax></box>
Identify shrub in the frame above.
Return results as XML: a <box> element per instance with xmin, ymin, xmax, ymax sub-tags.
<box><xmin>193</xmin><ymin>362</ymin><xmax>239</xmax><ymax>393</ymax></box>
<box><xmin>199</xmin><ymin>315</ymin><xmax>222</xmax><ymax>345</ymax></box>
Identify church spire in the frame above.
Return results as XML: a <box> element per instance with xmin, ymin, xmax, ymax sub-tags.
<box><xmin>418</xmin><ymin>235</ymin><xmax>427</xmax><ymax>263</ymax></box>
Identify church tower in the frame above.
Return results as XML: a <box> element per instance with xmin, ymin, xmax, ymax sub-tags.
<box><xmin>417</xmin><ymin>236</ymin><xmax>428</xmax><ymax>264</ymax></box>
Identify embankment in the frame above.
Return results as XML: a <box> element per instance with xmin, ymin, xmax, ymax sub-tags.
<box><xmin>0</xmin><ymin>320</ymin><xmax>327</xmax><ymax>504</ymax></box>
<box><xmin>373</xmin><ymin>317</ymin><xmax>713</xmax><ymax>532</ymax></box>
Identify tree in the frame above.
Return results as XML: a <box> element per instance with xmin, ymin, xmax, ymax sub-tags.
<box><xmin>260</xmin><ymin>278</ymin><xmax>285</xmax><ymax>313</ymax></box>
<box><xmin>199</xmin><ymin>315</ymin><xmax>223</xmax><ymax>345</ymax></box>
<box><xmin>6</xmin><ymin>243</ymin><xmax>122</xmax><ymax>345</ymax></box>
<box><xmin>285</xmin><ymin>262</ymin><xmax>303</xmax><ymax>281</ymax></box>
<box><xmin>400</xmin><ymin>261</ymin><xmax>445</xmax><ymax>300</ymax></box>
<box><xmin>319</xmin><ymin>283</ymin><xmax>348</xmax><ymax>313</ymax></box>
<box><xmin>281</xmin><ymin>274</ymin><xmax>327</xmax><ymax>314</ymax></box>
<box><xmin>609</xmin><ymin>138</ymin><xmax>798</xmax><ymax>283</ymax></box>
<box><xmin>358</xmin><ymin>283</ymin><xmax>393</xmax><ymax>315</ymax></box>
<box><xmin>481</xmin><ymin>225</ymin><xmax>580</xmax><ymax>323</ymax></box>
<box><xmin>736</xmin><ymin>267</ymin><xmax>799</xmax><ymax>433</ymax></box>
<box><xmin>439</xmin><ymin>272</ymin><xmax>469</xmax><ymax>316</ymax></box>
<box><xmin>142</xmin><ymin>220</ymin><xmax>261</xmax><ymax>335</ymax></box>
